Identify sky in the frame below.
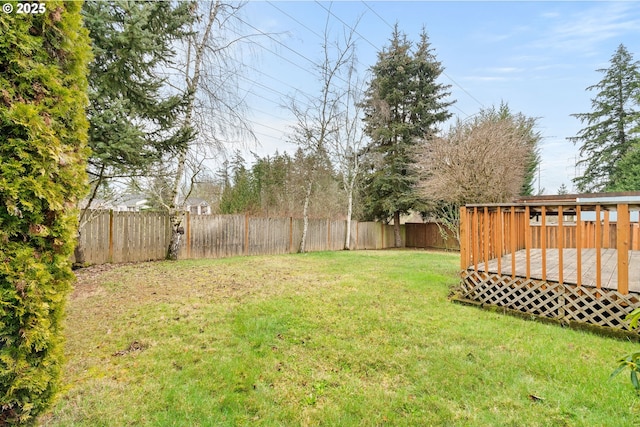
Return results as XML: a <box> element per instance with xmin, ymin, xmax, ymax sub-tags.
<box><xmin>225</xmin><ymin>1</ymin><xmax>640</xmax><ymax>195</ymax></box>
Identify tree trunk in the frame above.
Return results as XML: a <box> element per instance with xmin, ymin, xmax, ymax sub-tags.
<box><xmin>166</xmin><ymin>2</ymin><xmax>218</xmax><ymax>260</ymax></box>
<box><xmin>344</xmin><ymin>184</ymin><xmax>353</xmax><ymax>250</ymax></box>
<box><xmin>167</xmin><ymin>209</ymin><xmax>185</xmax><ymax>260</ymax></box>
<box><xmin>73</xmin><ymin>231</ymin><xmax>85</xmax><ymax>268</ymax></box>
<box><xmin>393</xmin><ymin>210</ymin><xmax>402</xmax><ymax>248</ymax></box>
<box><xmin>299</xmin><ymin>179</ymin><xmax>313</xmax><ymax>253</ymax></box>
<box><xmin>74</xmin><ymin>165</ymin><xmax>105</xmax><ymax>267</ymax></box>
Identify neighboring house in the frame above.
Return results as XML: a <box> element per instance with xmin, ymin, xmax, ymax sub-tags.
<box><xmin>78</xmin><ymin>198</ymin><xmax>116</xmax><ymax>210</ymax></box>
<box><xmin>80</xmin><ymin>194</ymin><xmax>213</xmax><ymax>214</ymax></box>
<box><xmin>116</xmin><ymin>195</ymin><xmax>152</xmax><ymax>212</ymax></box>
<box><xmin>184</xmin><ymin>197</ymin><xmax>212</xmax><ymax>215</ymax></box>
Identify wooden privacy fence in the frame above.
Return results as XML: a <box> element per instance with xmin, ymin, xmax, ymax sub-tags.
<box><xmin>457</xmin><ymin>202</ymin><xmax>640</xmax><ymax>332</ymax></box>
<box><xmin>405</xmin><ymin>222</ymin><xmax>459</xmax><ymax>250</ymax></box>
<box><xmin>76</xmin><ymin>211</ymin><xmax>412</xmax><ymax>265</ymax></box>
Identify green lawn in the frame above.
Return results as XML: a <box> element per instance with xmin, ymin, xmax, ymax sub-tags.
<box><xmin>41</xmin><ymin>250</ymin><xmax>640</xmax><ymax>426</ymax></box>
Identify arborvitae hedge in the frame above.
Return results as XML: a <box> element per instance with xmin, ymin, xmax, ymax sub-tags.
<box><xmin>0</xmin><ymin>1</ymin><xmax>91</xmax><ymax>424</ymax></box>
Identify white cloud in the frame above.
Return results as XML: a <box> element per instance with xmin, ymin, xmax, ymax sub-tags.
<box><xmin>533</xmin><ymin>3</ymin><xmax>640</xmax><ymax>55</ymax></box>
<box><xmin>461</xmin><ymin>76</ymin><xmax>510</xmax><ymax>82</ymax></box>
<box><xmin>485</xmin><ymin>67</ymin><xmax>525</xmax><ymax>74</ymax></box>
<box><xmin>540</xmin><ymin>11</ymin><xmax>560</xmax><ymax>19</ymax></box>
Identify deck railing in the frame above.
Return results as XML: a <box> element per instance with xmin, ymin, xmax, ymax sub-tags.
<box><xmin>460</xmin><ymin>202</ymin><xmax>640</xmax><ymax>295</ymax></box>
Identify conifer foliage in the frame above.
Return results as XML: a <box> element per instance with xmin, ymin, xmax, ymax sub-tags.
<box><xmin>570</xmin><ymin>44</ymin><xmax>640</xmax><ymax>192</ymax></box>
<box><xmin>361</xmin><ymin>26</ymin><xmax>453</xmax><ymax>247</ymax></box>
<box><xmin>82</xmin><ymin>0</ymin><xmax>195</xmax><ymax>186</ymax></box>
<box><xmin>0</xmin><ymin>2</ymin><xmax>91</xmax><ymax>424</ymax></box>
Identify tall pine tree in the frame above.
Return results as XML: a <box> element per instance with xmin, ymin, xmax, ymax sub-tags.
<box><xmin>361</xmin><ymin>26</ymin><xmax>453</xmax><ymax>247</ymax></box>
<box><xmin>570</xmin><ymin>44</ymin><xmax>640</xmax><ymax>192</ymax></box>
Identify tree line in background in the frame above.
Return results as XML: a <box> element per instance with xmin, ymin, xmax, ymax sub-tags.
<box><xmin>184</xmin><ymin>24</ymin><xmax>543</xmax><ymax>250</ymax></box>
<box><xmin>214</xmin><ymin>149</ymin><xmax>348</xmax><ymax>220</ymax></box>
<box><xmin>78</xmin><ymin>1</ymin><xmax>545</xmax><ymax>255</ymax></box>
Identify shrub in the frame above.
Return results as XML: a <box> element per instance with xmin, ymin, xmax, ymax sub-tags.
<box><xmin>0</xmin><ymin>1</ymin><xmax>91</xmax><ymax>424</ymax></box>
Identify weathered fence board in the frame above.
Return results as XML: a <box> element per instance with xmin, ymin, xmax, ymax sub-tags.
<box><xmin>248</xmin><ymin>217</ymin><xmax>289</xmax><ymax>256</ymax></box>
<box><xmin>405</xmin><ymin>222</ymin><xmax>459</xmax><ymax>250</ymax></box>
<box><xmin>76</xmin><ymin>212</ymin><xmax>433</xmax><ymax>265</ymax></box>
<box><xmin>186</xmin><ymin>214</ymin><xmax>244</xmax><ymax>259</ymax></box>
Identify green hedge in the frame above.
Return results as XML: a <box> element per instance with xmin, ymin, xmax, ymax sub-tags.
<box><xmin>0</xmin><ymin>1</ymin><xmax>91</xmax><ymax>424</ymax></box>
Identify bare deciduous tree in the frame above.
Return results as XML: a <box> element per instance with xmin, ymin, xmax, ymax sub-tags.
<box><xmin>162</xmin><ymin>1</ymin><xmax>256</xmax><ymax>260</ymax></box>
<box><xmin>329</xmin><ymin>65</ymin><xmax>367</xmax><ymax>250</ymax></box>
<box><xmin>416</xmin><ymin>105</ymin><xmax>540</xmax><ymax>243</ymax></box>
<box><xmin>287</xmin><ymin>12</ymin><xmax>358</xmax><ymax>253</ymax></box>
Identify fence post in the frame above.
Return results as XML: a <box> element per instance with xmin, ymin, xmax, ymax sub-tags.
<box><xmin>108</xmin><ymin>209</ymin><xmax>114</xmax><ymax>263</ymax></box>
<box><xmin>244</xmin><ymin>213</ymin><xmax>249</xmax><ymax>256</ymax></box>
<box><xmin>355</xmin><ymin>221</ymin><xmax>359</xmax><ymax>250</ymax></box>
<box><xmin>289</xmin><ymin>217</ymin><xmax>293</xmax><ymax>253</ymax></box>
<box><xmin>186</xmin><ymin>211</ymin><xmax>191</xmax><ymax>259</ymax></box>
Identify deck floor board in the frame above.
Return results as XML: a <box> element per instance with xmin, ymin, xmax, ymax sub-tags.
<box><xmin>474</xmin><ymin>249</ymin><xmax>640</xmax><ymax>293</ymax></box>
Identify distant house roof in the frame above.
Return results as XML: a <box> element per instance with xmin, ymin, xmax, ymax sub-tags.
<box><xmin>79</xmin><ymin>198</ymin><xmax>114</xmax><ymax>210</ymax></box>
<box><xmin>120</xmin><ymin>195</ymin><xmax>149</xmax><ymax>206</ymax></box>
<box><xmin>514</xmin><ymin>191</ymin><xmax>640</xmax><ymax>204</ymax></box>
<box><xmin>184</xmin><ymin>197</ymin><xmax>210</xmax><ymax>206</ymax></box>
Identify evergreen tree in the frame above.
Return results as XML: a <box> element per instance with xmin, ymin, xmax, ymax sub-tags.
<box><xmin>81</xmin><ymin>0</ymin><xmax>194</xmax><ymax>192</ymax></box>
<box><xmin>608</xmin><ymin>144</ymin><xmax>640</xmax><ymax>191</ymax></box>
<box><xmin>0</xmin><ymin>2</ymin><xmax>91</xmax><ymax>423</ymax></box>
<box><xmin>219</xmin><ymin>151</ymin><xmax>258</xmax><ymax>214</ymax></box>
<box><xmin>570</xmin><ymin>44</ymin><xmax>640</xmax><ymax>192</ymax></box>
<box><xmin>361</xmin><ymin>26</ymin><xmax>453</xmax><ymax>246</ymax></box>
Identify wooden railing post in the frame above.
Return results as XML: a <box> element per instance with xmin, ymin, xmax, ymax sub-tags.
<box><xmin>558</xmin><ymin>205</ymin><xmax>564</xmax><ymax>285</ymax></box>
<box><xmin>459</xmin><ymin>206</ymin><xmax>468</xmax><ymax>271</ymax></box>
<box><xmin>510</xmin><ymin>206</ymin><xmax>516</xmax><ymax>279</ymax></box>
<box><xmin>525</xmin><ymin>205</ymin><xmax>531</xmax><ymax>279</ymax></box>
<box><xmin>603</xmin><ymin>210</ymin><xmax>610</xmax><ymax>248</ymax></box>
<box><xmin>483</xmin><ymin>206</ymin><xmax>490</xmax><ymax>272</ymax></box>
<box><xmin>595</xmin><ymin>205</ymin><xmax>602</xmax><ymax>289</ymax></box>
<box><xmin>496</xmin><ymin>207</ymin><xmax>503</xmax><ymax>275</ymax></box>
<box><xmin>617</xmin><ymin>204</ymin><xmax>630</xmax><ymax>294</ymax></box>
<box><xmin>472</xmin><ymin>207</ymin><xmax>479</xmax><ymax>272</ymax></box>
<box><xmin>541</xmin><ymin>206</ymin><xmax>546</xmax><ymax>281</ymax></box>
<box><xmin>576</xmin><ymin>206</ymin><xmax>582</xmax><ymax>287</ymax></box>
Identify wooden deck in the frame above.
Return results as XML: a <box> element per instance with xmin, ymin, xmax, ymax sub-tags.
<box><xmin>473</xmin><ymin>249</ymin><xmax>640</xmax><ymax>293</ymax></box>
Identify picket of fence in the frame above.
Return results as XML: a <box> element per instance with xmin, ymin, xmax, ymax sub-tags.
<box><xmin>75</xmin><ymin>211</ymin><xmax>449</xmax><ymax>265</ymax></box>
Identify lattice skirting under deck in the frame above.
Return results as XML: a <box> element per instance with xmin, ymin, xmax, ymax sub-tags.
<box><xmin>458</xmin><ymin>270</ymin><xmax>640</xmax><ymax>331</ymax></box>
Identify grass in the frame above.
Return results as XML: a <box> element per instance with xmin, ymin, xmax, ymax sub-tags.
<box><xmin>41</xmin><ymin>250</ymin><xmax>640</xmax><ymax>426</ymax></box>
